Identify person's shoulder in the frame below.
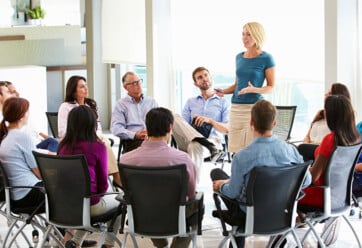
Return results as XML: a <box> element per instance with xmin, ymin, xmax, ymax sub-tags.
<box><xmin>95</xmin><ymin>140</ymin><xmax>107</xmax><ymax>149</ymax></box>
<box><xmin>184</xmin><ymin>96</ymin><xmax>199</xmax><ymax>105</ymax></box>
<box><xmin>261</xmin><ymin>51</ymin><xmax>273</xmax><ymax>57</ymax></box>
<box><xmin>170</xmin><ymin>147</ymin><xmax>194</xmax><ymax>161</ymax></box>
<box><xmin>218</xmin><ymin>95</ymin><xmax>230</xmax><ymax>104</ymax></box>
<box><xmin>235</xmin><ymin>52</ymin><xmax>244</xmax><ymax>59</ymax></box>
<box><xmin>59</xmin><ymin>101</ymin><xmax>75</xmax><ymax>111</ymax></box>
<box><xmin>260</xmin><ymin>51</ymin><xmax>275</xmax><ymax>67</ymax></box>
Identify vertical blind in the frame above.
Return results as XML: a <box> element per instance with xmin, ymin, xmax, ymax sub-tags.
<box><xmin>102</xmin><ymin>0</ymin><xmax>146</xmax><ymax>64</ymax></box>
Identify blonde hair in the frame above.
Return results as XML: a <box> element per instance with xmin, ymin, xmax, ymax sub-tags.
<box><xmin>243</xmin><ymin>22</ymin><xmax>266</xmax><ymax>49</ymax></box>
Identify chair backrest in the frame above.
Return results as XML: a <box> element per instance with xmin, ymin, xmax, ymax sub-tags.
<box><xmin>0</xmin><ymin>162</ymin><xmax>8</xmax><ymax>202</ymax></box>
<box><xmin>324</xmin><ymin>144</ymin><xmax>362</xmax><ymax>212</ymax></box>
<box><xmin>245</xmin><ymin>161</ymin><xmax>311</xmax><ymax>235</ymax></box>
<box><xmin>274</xmin><ymin>106</ymin><xmax>297</xmax><ymax>141</ymax></box>
<box><xmin>45</xmin><ymin>112</ymin><xmax>59</xmax><ymax>138</ymax></box>
<box><xmin>118</xmin><ymin>163</ymin><xmax>188</xmax><ymax>236</ymax></box>
<box><xmin>32</xmin><ymin>151</ymin><xmax>91</xmax><ymax>228</ymax></box>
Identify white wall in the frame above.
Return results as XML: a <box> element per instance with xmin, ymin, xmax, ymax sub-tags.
<box><xmin>0</xmin><ymin>66</ymin><xmax>48</xmax><ymax>134</ymax></box>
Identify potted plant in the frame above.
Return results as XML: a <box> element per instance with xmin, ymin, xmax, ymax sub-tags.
<box><xmin>27</xmin><ymin>6</ymin><xmax>45</xmax><ymax>25</ymax></box>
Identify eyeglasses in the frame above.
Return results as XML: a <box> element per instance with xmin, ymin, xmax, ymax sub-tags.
<box><xmin>124</xmin><ymin>79</ymin><xmax>143</xmax><ymax>86</ymax></box>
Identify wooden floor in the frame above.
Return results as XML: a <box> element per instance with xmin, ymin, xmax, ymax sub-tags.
<box><xmin>1</xmin><ymin>139</ymin><xmax>362</xmax><ymax>247</ymax></box>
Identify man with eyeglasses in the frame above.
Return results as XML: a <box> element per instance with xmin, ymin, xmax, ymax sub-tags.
<box><xmin>110</xmin><ymin>71</ymin><xmax>158</xmax><ymax>153</ymax></box>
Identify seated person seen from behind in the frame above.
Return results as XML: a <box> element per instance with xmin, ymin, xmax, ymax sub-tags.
<box><xmin>58</xmin><ymin>75</ymin><xmax>121</xmax><ymax>188</ymax></box>
<box><xmin>172</xmin><ymin>66</ymin><xmax>229</xmax><ymax>178</ymax></box>
<box><xmin>297</xmin><ymin>95</ymin><xmax>361</xmax><ymax>246</ymax></box>
<box><xmin>110</xmin><ymin>71</ymin><xmax>158</xmax><ymax>153</ymax></box>
<box><xmin>119</xmin><ymin>107</ymin><xmax>198</xmax><ymax>248</ymax></box>
<box><xmin>58</xmin><ymin>105</ymin><xmax>123</xmax><ymax>248</ymax></box>
<box><xmin>0</xmin><ymin>97</ymin><xmax>45</xmax><ymax>212</ymax></box>
<box><xmin>0</xmin><ymin>81</ymin><xmax>58</xmax><ymax>154</ymax></box>
<box><xmin>211</xmin><ymin>99</ymin><xmax>310</xmax><ymax>248</ymax></box>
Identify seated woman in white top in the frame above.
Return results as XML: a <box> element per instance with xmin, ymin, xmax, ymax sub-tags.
<box><xmin>303</xmin><ymin>82</ymin><xmax>350</xmax><ymax>144</ymax></box>
<box><xmin>298</xmin><ymin>82</ymin><xmax>351</xmax><ymax>161</ymax></box>
<box><xmin>0</xmin><ymin>97</ymin><xmax>44</xmax><ymax>211</ymax></box>
<box><xmin>57</xmin><ymin>75</ymin><xmax>121</xmax><ymax>188</ymax></box>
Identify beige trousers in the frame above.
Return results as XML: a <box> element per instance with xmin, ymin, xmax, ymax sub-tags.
<box><xmin>172</xmin><ymin>114</ymin><xmax>222</xmax><ymax>182</ymax></box>
<box><xmin>99</xmin><ymin>136</ymin><xmax>118</xmax><ymax>175</ymax></box>
<box><xmin>228</xmin><ymin>104</ymin><xmax>254</xmax><ymax>153</ymax></box>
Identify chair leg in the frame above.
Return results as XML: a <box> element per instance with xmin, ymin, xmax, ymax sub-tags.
<box><xmin>291</xmin><ymin>230</ymin><xmax>303</xmax><ymax>248</ymax></box>
<box><xmin>229</xmin><ymin>235</ymin><xmax>238</xmax><ymax>248</ymax></box>
<box><xmin>301</xmin><ymin>221</ymin><xmax>326</xmax><ymax>248</ymax></box>
<box><xmin>218</xmin><ymin>236</ymin><xmax>230</xmax><ymax>248</ymax></box>
<box><xmin>342</xmin><ymin>215</ymin><xmax>362</xmax><ymax>248</ymax></box>
<box><xmin>7</xmin><ymin>221</ymin><xmax>31</xmax><ymax>248</ymax></box>
<box><xmin>191</xmin><ymin>233</ymin><xmax>197</xmax><ymax>248</ymax></box>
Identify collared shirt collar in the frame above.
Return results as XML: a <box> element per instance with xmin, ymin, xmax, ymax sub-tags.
<box><xmin>126</xmin><ymin>93</ymin><xmax>144</xmax><ymax>103</ymax></box>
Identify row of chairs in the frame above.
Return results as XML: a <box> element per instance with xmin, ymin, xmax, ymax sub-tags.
<box><xmin>1</xmin><ymin>116</ymin><xmax>361</xmax><ymax>247</ymax></box>
<box><xmin>213</xmin><ymin>144</ymin><xmax>362</xmax><ymax>247</ymax></box>
<box><xmin>0</xmin><ymin>151</ymin><xmax>204</xmax><ymax>247</ymax></box>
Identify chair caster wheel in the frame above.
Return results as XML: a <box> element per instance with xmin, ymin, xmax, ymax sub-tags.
<box><xmin>65</xmin><ymin>240</ymin><xmax>77</xmax><ymax>248</ymax></box>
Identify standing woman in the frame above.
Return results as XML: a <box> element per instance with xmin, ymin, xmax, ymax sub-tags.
<box><xmin>58</xmin><ymin>76</ymin><xmax>121</xmax><ymax>187</ymax></box>
<box><xmin>0</xmin><ymin>97</ymin><xmax>44</xmax><ymax>211</ymax></box>
<box><xmin>215</xmin><ymin>22</ymin><xmax>275</xmax><ymax>153</ymax></box>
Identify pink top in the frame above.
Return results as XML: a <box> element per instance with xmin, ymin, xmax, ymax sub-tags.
<box><xmin>58</xmin><ymin>140</ymin><xmax>108</xmax><ymax>205</ymax></box>
<box><xmin>119</xmin><ymin>140</ymin><xmax>197</xmax><ymax>200</ymax></box>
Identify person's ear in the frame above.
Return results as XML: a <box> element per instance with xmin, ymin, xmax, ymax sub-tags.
<box><xmin>272</xmin><ymin>119</ymin><xmax>277</xmax><ymax>128</ymax></box>
<box><xmin>168</xmin><ymin>124</ymin><xmax>173</xmax><ymax>133</ymax></box>
<box><xmin>250</xmin><ymin>118</ymin><xmax>254</xmax><ymax>127</ymax></box>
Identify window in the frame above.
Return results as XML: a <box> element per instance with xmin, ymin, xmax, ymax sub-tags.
<box><xmin>171</xmin><ymin>0</ymin><xmax>324</xmax><ymax>139</ymax></box>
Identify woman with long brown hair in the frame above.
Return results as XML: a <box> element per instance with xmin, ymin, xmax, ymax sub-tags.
<box><xmin>57</xmin><ymin>75</ymin><xmax>121</xmax><ymax>188</ymax></box>
<box><xmin>58</xmin><ymin>106</ymin><xmax>122</xmax><ymax>248</ymax></box>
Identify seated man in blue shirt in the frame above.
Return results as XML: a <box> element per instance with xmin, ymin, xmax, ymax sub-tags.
<box><xmin>172</xmin><ymin>66</ymin><xmax>230</xmax><ymax>180</ymax></box>
<box><xmin>211</xmin><ymin>99</ymin><xmax>311</xmax><ymax>248</ymax></box>
<box><xmin>110</xmin><ymin>71</ymin><xmax>158</xmax><ymax>153</ymax></box>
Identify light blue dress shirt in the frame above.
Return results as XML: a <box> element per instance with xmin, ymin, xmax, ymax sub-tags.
<box><xmin>0</xmin><ymin>129</ymin><xmax>40</xmax><ymax>200</ymax></box>
<box><xmin>110</xmin><ymin>94</ymin><xmax>158</xmax><ymax>139</ymax></box>
<box><xmin>182</xmin><ymin>94</ymin><xmax>229</xmax><ymax>142</ymax></box>
<box><xmin>220</xmin><ymin>135</ymin><xmax>311</xmax><ymax>211</ymax></box>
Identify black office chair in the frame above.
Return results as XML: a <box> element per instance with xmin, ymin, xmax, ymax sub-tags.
<box><xmin>45</xmin><ymin>111</ymin><xmax>59</xmax><ymax>139</ymax></box>
<box><xmin>274</xmin><ymin>106</ymin><xmax>297</xmax><ymax>142</ymax></box>
<box><xmin>212</xmin><ymin>161</ymin><xmax>312</xmax><ymax>248</ymax></box>
<box><xmin>118</xmin><ymin>163</ymin><xmax>204</xmax><ymax>248</ymax></box>
<box><xmin>297</xmin><ymin>144</ymin><xmax>362</xmax><ymax>248</ymax></box>
<box><xmin>116</xmin><ymin>137</ymin><xmax>125</xmax><ymax>163</ymax></box>
<box><xmin>0</xmin><ymin>161</ymin><xmax>63</xmax><ymax>248</ymax></box>
<box><xmin>32</xmin><ymin>151</ymin><xmax>123</xmax><ymax>247</ymax></box>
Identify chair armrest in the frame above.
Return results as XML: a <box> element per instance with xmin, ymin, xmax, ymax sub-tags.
<box><xmin>187</xmin><ymin>191</ymin><xmax>204</xmax><ymax>204</ymax></box>
<box><xmin>6</xmin><ymin>185</ymin><xmax>45</xmax><ymax>194</ymax></box>
<box><xmin>297</xmin><ymin>191</ymin><xmax>306</xmax><ymax>201</ymax></box>
<box><xmin>308</xmin><ymin>184</ymin><xmax>327</xmax><ymax>189</ymax></box>
<box><xmin>87</xmin><ymin>191</ymin><xmax>123</xmax><ymax>199</ymax></box>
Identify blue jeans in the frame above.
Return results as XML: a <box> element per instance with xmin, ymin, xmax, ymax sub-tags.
<box><xmin>36</xmin><ymin>138</ymin><xmax>58</xmax><ymax>152</ymax></box>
